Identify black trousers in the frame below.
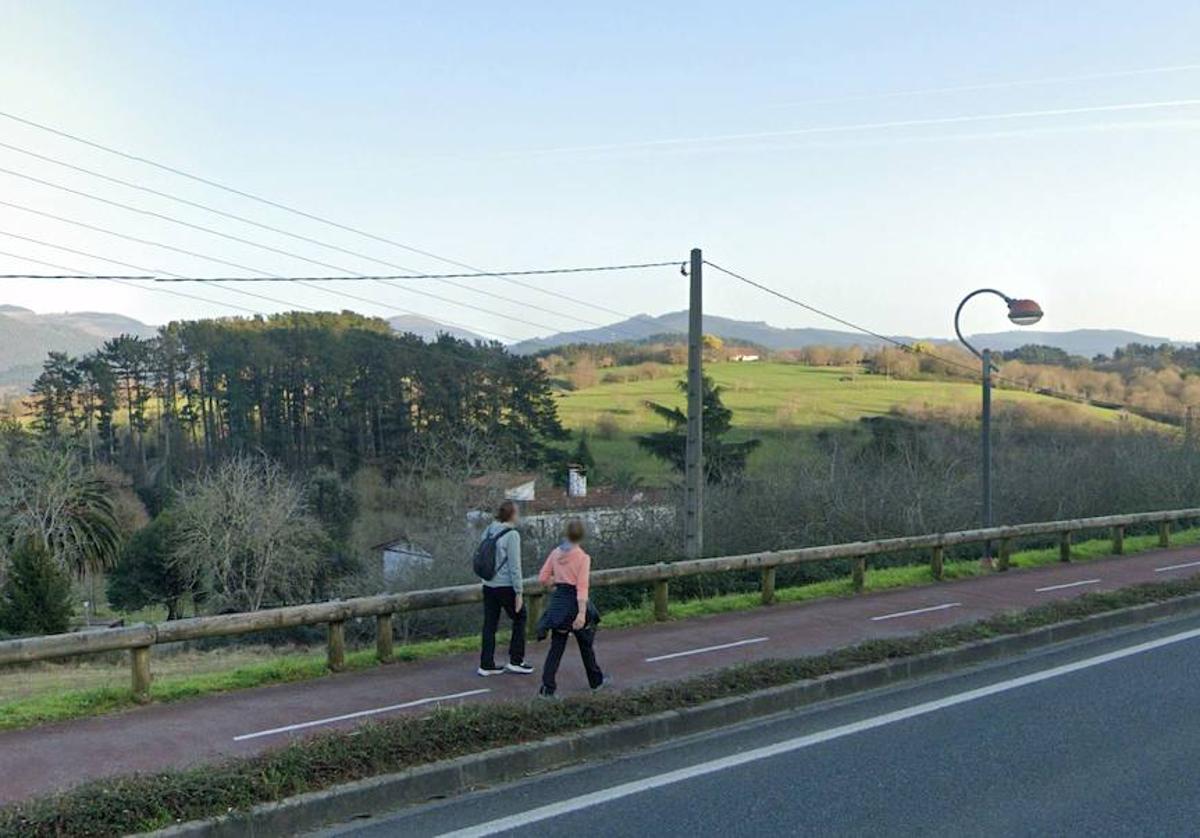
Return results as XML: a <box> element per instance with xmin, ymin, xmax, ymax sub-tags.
<box><xmin>541</xmin><ymin>626</ymin><xmax>603</xmax><ymax>693</ymax></box>
<box><xmin>480</xmin><ymin>585</ymin><xmax>526</xmax><ymax>668</ymax></box>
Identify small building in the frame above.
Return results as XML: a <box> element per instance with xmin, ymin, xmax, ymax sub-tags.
<box><xmin>731</xmin><ymin>353</ymin><xmax>760</xmax><ymax>363</ymax></box>
<box><xmin>466</xmin><ymin>481</ymin><xmax>675</xmax><ymax>555</ymax></box>
<box><xmin>372</xmin><ymin>537</ymin><xmax>433</xmax><ymax>582</ymax></box>
<box><xmin>465</xmin><ymin>472</ymin><xmax>538</xmax><ymax>502</ymax></box>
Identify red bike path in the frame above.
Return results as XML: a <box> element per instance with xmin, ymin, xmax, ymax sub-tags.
<box><xmin>3</xmin><ymin>546</ymin><xmax>1200</xmax><ymax>805</ymax></box>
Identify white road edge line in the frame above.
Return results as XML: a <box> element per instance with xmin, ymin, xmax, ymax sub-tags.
<box><xmin>869</xmin><ymin>602</ymin><xmax>961</xmax><ymax>622</ymax></box>
<box><xmin>232</xmin><ymin>689</ymin><xmax>491</xmax><ymax>742</ymax></box>
<box><xmin>1035</xmin><ymin>579</ymin><xmax>1101</xmax><ymax>593</ymax></box>
<box><xmin>645</xmin><ymin>637</ymin><xmax>769</xmax><ymax>663</ymax></box>
<box><xmin>1156</xmin><ymin>560</ymin><xmax>1200</xmax><ymax>573</ymax></box>
<box><xmin>436</xmin><ymin>626</ymin><xmax>1200</xmax><ymax>838</ymax></box>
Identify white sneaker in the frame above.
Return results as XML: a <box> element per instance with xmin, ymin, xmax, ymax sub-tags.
<box><xmin>506</xmin><ymin>661</ymin><xmax>535</xmax><ymax>674</ymax></box>
<box><xmin>477</xmin><ymin>666</ymin><xmax>506</xmax><ymax>677</ymax></box>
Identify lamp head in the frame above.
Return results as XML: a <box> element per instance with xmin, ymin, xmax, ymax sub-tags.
<box><xmin>1007</xmin><ymin>298</ymin><xmax>1043</xmax><ymax>327</ymax></box>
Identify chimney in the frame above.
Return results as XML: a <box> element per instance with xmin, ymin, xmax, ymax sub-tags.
<box><xmin>567</xmin><ymin>464</ymin><xmax>587</xmax><ymax>498</ymax></box>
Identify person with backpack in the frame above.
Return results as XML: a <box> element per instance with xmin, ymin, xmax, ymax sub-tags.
<box><xmin>535</xmin><ymin>519</ymin><xmax>605</xmax><ymax>697</ymax></box>
<box><xmin>475</xmin><ymin>500</ymin><xmax>533</xmax><ymax>676</ymax></box>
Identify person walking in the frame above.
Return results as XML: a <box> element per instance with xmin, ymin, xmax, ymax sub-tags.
<box><xmin>536</xmin><ymin>519</ymin><xmax>605</xmax><ymax>697</ymax></box>
<box><xmin>477</xmin><ymin>500</ymin><xmax>533</xmax><ymax>676</ymax></box>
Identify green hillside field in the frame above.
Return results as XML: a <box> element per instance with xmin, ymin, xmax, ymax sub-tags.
<box><xmin>555</xmin><ymin>361</ymin><xmax>1142</xmax><ymax>485</ymax></box>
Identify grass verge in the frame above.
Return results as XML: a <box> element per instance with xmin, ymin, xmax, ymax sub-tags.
<box><xmin>3</xmin><ymin>527</ymin><xmax>1197</xmax><ymax>732</ymax></box>
<box><xmin>4</xmin><ymin>576</ymin><xmax>1200</xmax><ymax>838</ymax></box>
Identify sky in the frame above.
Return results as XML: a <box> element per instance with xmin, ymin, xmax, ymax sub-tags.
<box><xmin>0</xmin><ymin>1</ymin><xmax>1198</xmax><ymax>343</ymax></box>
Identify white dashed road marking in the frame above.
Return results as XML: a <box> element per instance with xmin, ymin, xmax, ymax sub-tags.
<box><xmin>233</xmin><ymin>689</ymin><xmax>491</xmax><ymax>741</ymax></box>
<box><xmin>645</xmin><ymin>637</ymin><xmax>769</xmax><ymax>663</ymax></box>
<box><xmin>870</xmin><ymin>602</ymin><xmax>961</xmax><ymax>622</ymax></box>
<box><xmin>1156</xmin><ymin>560</ymin><xmax>1200</xmax><ymax>573</ymax></box>
<box><xmin>1035</xmin><ymin>579</ymin><xmax>1100</xmax><ymax>593</ymax></box>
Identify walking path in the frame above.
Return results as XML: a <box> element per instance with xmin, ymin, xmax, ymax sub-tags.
<box><xmin>3</xmin><ymin>546</ymin><xmax>1199</xmax><ymax>804</ymax></box>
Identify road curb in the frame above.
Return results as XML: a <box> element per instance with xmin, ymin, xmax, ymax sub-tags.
<box><xmin>147</xmin><ymin>591</ymin><xmax>1200</xmax><ymax>837</ymax></box>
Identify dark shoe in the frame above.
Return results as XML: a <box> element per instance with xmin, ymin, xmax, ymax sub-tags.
<box><xmin>537</xmin><ymin>686</ymin><xmax>558</xmax><ymax>700</ymax></box>
<box><xmin>591</xmin><ymin>676</ymin><xmax>611</xmax><ymax>691</ymax></box>
<box><xmin>506</xmin><ymin>661</ymin><xmax>534</xmax><ymax>674</ymax></box>
<box><xmin>477</xmin><ymin>666</ymin><xmax>506</xmax><ymax>677</ymax></box>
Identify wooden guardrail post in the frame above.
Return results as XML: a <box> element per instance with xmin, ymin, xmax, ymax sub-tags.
<box><xmin>654</xmin><ymin>580</ymin><xmax>669</xmax><ymax>621</ymax></box>
<box><xmin>327</xmin><ymin>620</ymin><xmax>346</xmax><ymax>671</ymax></box>
<box><xmin>1060</xmin><ymin>531</ymin><xmax>1072</xmax><ymax>562</ymax></box>
<box><xmin>131</xmin><ymin>646</ymin><xmax>152</xmax><ymax>704</ymax></box>
<box><xmin>1112</xmin><ymin>525</ymin><xmax>1125</xmax><ymax>555</ymax></box>
<box><xmin>1159</xmin><ymin>521</ymin><xmax>1171</xmax><ymax>548</ymax></box>
<box><xmin>997</xmin><ymin>538</ymin><xmax>1013</xmax><ymax>572</ymax></box>
<box><xmin>931</xmin><ymin>546</ymin><xmax>944</xmax><ymax>580</ymax></box>
<box><xmin>761</xmin><ymin>566</ymin><xmax>776</xmax><ymax>605</ymax></box>
<box><xmin>852</xmin><ymin>557</ymin><xmax>866</xmax><ymax>592</ymax></box>
<box><xmin>527</xmin><ymin>593</ymin><xmax>543</xmax><ymax>638</ymax></box>
<box><xmin>376</xmin><ymin>613</ymin><xmax>394</xmax><ymax>663</ymax></box>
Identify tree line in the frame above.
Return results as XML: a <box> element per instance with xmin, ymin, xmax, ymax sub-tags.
<box><xmin>28</xmin><ymin>312</ymin><xmax>567</xmax><ymax>481</ymax></box>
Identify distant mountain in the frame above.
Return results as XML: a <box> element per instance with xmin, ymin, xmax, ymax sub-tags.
<box><xmin>512</xmin><ymin>310</ymin><xmax>917</xmax><ymax>353</ymax></box>
<box><xmin>966</xmin><ymin>329</ymin><xmax>1183</xmax><ymax>358</ymax></box>
<box><xmin>387</xmin><ymin>315</ymin><xmax>488</xmax><ymax>343</ymax></box>
<box><xmin>0</xmin><ymin>306</ymin><xmax>157</xmax><ymax>391</ymax></box>
<box><xmin>511</xmin><ymin>311</ymin><xmax>1188</xmax><ymax>360</ymax></box>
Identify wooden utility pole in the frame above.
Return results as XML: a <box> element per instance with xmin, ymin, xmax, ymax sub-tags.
<box><xmin>685</xmin><ymin>248</ymin><xmax>704</xmax><ymax>559</ymax></box>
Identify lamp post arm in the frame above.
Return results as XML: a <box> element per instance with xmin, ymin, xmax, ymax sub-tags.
<box><xmin>954</xmin><ymin>288</ymin><xmax>1013</xmax><ymax>364</ymax></box>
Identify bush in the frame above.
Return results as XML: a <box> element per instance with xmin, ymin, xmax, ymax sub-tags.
<box><xmin>106</xmin><ymin>512</ymin><xmax>191</xmax><ymax>620</ymax></box>
<box><xmin>593</xmin><ymin>414</ymin><xmax>621</xmax><ymax>441</ymax></box>
<box><xmin>0</xmin><ymin>541</ymin><xmax>74</xmax><ymax>635</ymax></box>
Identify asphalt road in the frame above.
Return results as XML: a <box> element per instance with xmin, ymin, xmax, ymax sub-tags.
<box><xmin>313</xmin><ymin>613</ymin><xmax>1200</xmax><ymax>837</ymax></box>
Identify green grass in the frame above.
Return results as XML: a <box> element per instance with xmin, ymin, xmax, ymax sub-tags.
<box><xmin>0</xmin><ymin>634</ymin><xmax>496</xmax><ymax>731</ymax></box>
<box><xmin>557</xmin><ymin>361</ymin><xmax>1143</xmax><ymax>483</ymax></box>
<box><xmin>8</xmin><ymin>575</ymin><xmax>1200</xmax><ymax>838</ymax></box>
<box><xmin>3</xmin><ymin>526</ymin><xmax>1195</xmax><ymax>732</ymax></box>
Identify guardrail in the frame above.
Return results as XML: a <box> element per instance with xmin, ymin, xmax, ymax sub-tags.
<box><xmin>2</xmin><ymin>507</ymin><xmax>1198</xmax><ymax>703</ymax></box>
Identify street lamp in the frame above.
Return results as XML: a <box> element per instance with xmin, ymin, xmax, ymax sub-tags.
<box><xmin>954</xmin><ymin>290</ymin><xmax>1044</xmax><ymax>564</ymax></box>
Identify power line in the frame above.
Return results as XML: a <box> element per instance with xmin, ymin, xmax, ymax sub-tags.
<box><xmin>0</xmin><ymin>110</ymin><xmax>642</xmax><ymax>322</ymax></box>
<box><xmin>0</xmin><ymin>198</ymin><xmax>521</xmax><ymax>342</ymax></box>
<box><xmin>0</xmin><ymin>229</ymin><xmax>321</xmax><ymax>312</ymax></box>
<box><xmin>0</xmin><ymin>136</ymin><xmax>674</xmax><ymax>299</ymax></box>
<box><xmin>0</xmin><ymin>166</ymin><xmax>577</xmax><ymax>337</ymax></box>
<box><xmin>0</xmin><ymin>161</ymin><xmax>667</xmax><ymax>342</ymax></box>
<box><xmin>0</xmin><ymin>248</ymin><xmax>259</xmax><ymax>315</ymax></box>
<box><xmin>0</xmin><ymin>245</ymin><xmax>527</xmax><ymax>377</ymax></box>
<box><xmin>0</xmin><ymin>261</ymin><xmax>682</xmax><ymax>282</ymax></box>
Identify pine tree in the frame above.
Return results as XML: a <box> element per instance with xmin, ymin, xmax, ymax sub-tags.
<box><xmin>637</xmin><ymin>376</ymin><xmax>761</xmax><ymax>483</ymax></box>
<box><xmin>0</xmin><ymin>541</ymin><xmax>75</xmax><ymax>636</ymax></box>
<box><xmin>572</xmin><ymin>431</ymin><xmax>596</xmax><ymax>474</ymax></box>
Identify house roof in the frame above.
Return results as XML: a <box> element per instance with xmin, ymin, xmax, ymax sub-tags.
<box><xmin>522</xmin><ymin>486</ymin><xmax>668</xmax><ymax>514</ymax></box>
<box><xmin>464</xmin><ymin>472</ymin><xmax>538</xmax><ymax>490</ymax></box>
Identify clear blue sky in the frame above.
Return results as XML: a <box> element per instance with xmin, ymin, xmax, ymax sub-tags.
<box><xmin>1</xmin><ymin>1</ymin><xmax>1198</xmax><ymax>342</ymax></box>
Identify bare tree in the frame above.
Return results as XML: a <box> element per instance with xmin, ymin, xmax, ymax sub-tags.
<box><xmin>172</xmin><ymin>455</ymin><xmax>324</xmax><ymax>611</ymax></box>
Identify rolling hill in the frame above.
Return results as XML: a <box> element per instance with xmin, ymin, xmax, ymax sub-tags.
<box><xmin>513</xmin><ymin>310</ymin><xmax>1186</xmax><ymax>358</ymax></box>
<box><xmin>386</xmin><ymin>315</ymin><xmax>488</xmax><ymax>343</ymax></box>
<box><xmin>0</xmin><ymin>306</ymin><xmax>158</xmax><ymax>391</ymax></box>
<box><xmin>556</xmin><ymin>360</ymin><xmax>1158</xmax><ymax>484</ymax></box>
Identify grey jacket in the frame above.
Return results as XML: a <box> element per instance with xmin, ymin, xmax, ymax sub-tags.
<box><xmin>480</xmin><ymin>521</ymin><xmax>523</xmax><ymax>593</ymax></box>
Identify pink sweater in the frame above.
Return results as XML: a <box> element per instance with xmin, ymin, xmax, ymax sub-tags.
<box><xmin>538</xmin><ymin>544</ymin><xmax>592</xmax><ymax>600</ymax></box>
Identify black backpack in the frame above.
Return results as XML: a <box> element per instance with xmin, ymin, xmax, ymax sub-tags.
<box><xmin>473</xmin><ymin>527</ymin><xmax>514</xmax><ymax>581</ymax></box>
